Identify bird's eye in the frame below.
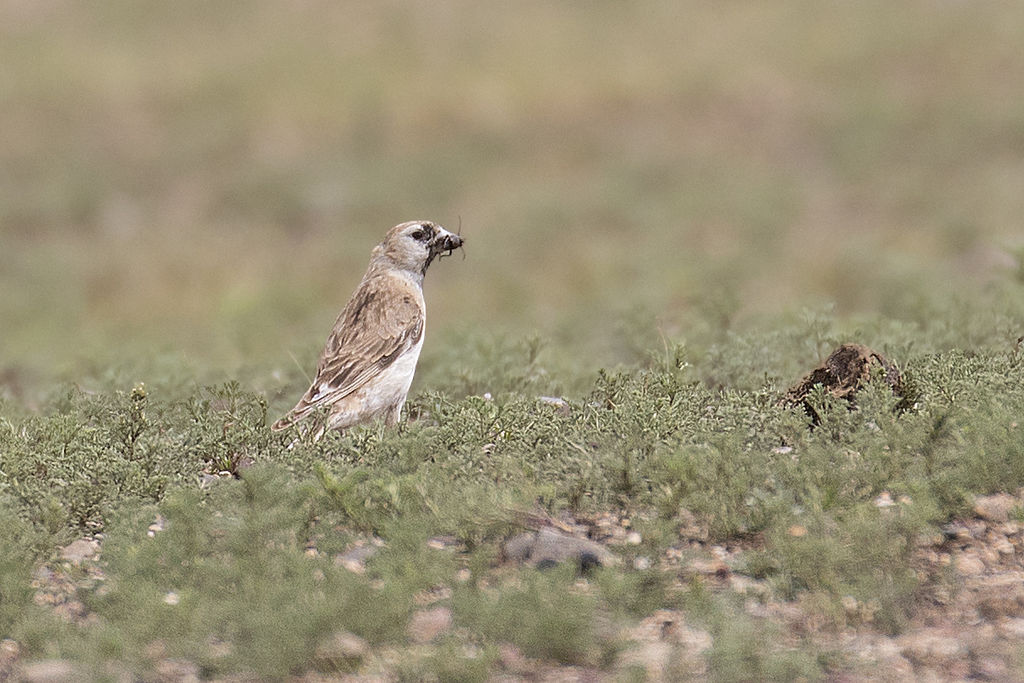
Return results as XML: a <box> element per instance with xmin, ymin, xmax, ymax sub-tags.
<box><xmin>410</xmin><ymin>224</ymin><xmax>433</xmax><ymax>241</ymax></box>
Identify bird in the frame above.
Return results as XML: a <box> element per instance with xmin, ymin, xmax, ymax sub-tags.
<box><xmin>272</xmin><ymin>220</ymin><xmax>463</xmax><ymax>440</ymax></box>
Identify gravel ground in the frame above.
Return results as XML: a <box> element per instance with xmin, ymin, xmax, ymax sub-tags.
<box><xmin>9</xmin><ymin>492</ymin><xmax>1024</xmax><ymax>681</ymax></box>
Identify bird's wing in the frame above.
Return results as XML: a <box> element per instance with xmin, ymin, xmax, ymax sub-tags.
<box><xmin>272</xmin><ymin>276</ymin><xmax>423</xmax><ymax>430</ymax></box>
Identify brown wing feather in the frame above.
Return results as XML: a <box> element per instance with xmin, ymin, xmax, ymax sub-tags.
<box><xmin>272</xmin><ymin>275</ymin><xmax>423</xmax><ymax>430</ymax></box>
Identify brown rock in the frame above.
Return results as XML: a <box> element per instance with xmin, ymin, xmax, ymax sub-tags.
<box><xmin>313</xmin><ymin>631</ymin><xmax>369</xmax><ymax>673</ymax></box>
<box><xmin>154</xmin><ymin>658</ymin><xmax>200</xmax><ymax>682</ymax></box>
<box><xmin>408</xmin><ymin>606</ymin><xmax>452</xmax><ymax>643</ymax></box>
<box><xmin>998</xmin><ymin>617</ymin><xmax>1024</xmax><ymax>639</ymax></box>
<box><xmin>955</xmin><ymin>552</ymin><xmax>986</xmax><ymax>577</ymax></box>
<box><xmin>426</xmin><ymin>535</ymin><xmax>460</xmax><ymax>550</ymax></box>
<box><xmin>617</xmin><ymin>641</ymin><xmax>672</xmax><ymax>681</ymax></box>
<box><xmin>994</xmin><ymin>536</ymin><xmax>1015</xmax><ymax>556</ymax></box>
<box><xmin>502</xmin><ymin>532</ymin><xmax>537</xmax><ymax>563</ymax></box>
<box><xmin>60</xmin><ymin>539</ymin><xmax>97</xmax><ymax>564</ymax></box>
<box><xmin>874</xmin><ymin>492</ymin><xmax>896</xmax><ymax>508</ymax></box>
<box><xmin>688</xmin><ymin>557</ymin><xmax>729</xmax><ymax>577</ymax></box>
<box><xmin>18</xmin><ymin>659</ymin><xmax>79</xmax><ymax>683</ymax></box>
<box><xmin>53</xmin><ymin>600</ymin><xmax>87</xmax><ymax>622</ymax></box>
<box><xmin>0</xmin><ymin>640</ymin><xmax>19</xmax><ymax>679</ymax></box>
<box><xmin>845</xmin><ymin>634</ymin><xmax>915</xmax><ymax>678</ymax></box>
<box><xmin>502</xmin><ymin>528</ymin><xmax>616</xmax><ymax>570</ymax></box>
<box><xmin>620</xmin><ymin>611</ymin><xmax>711</xmax><ymax>680</ymax></box>
<box><xmin>977</xmin><ymin>583</ymin><xmax>1024</xmax><ymax>621</ymax></box>
<box><xmin>897</xmin><ymin>628</ymin><xmax>967</xmax><ymax>666</ymax></box>
<box><xmin>972</xmin><ymin>656</ymin><xmax>1010</xmax><ymax>681</ymax></box>
<box><xmin>334</xmin><ymin>544</ymin><xmax>377</xmax><ymax>574</ymax></box>
<box><xmin>498</xmin><ymin>643</ymin><xmax>534</xmax><ymax>676</ymax></box>
<box><xmin>678</xmin><ymin>627</ymin><xmax>713</xmax><ymax>659</ymax></box>
<box><xmin>980</xmin><ymin>546</ymin><xmax>1000</xmax><ymax>566</ymax></box>
<box><xmin>974</xmin><ymin>494</ymin><xmax>1018</xmax><ymax>523</ymax></box>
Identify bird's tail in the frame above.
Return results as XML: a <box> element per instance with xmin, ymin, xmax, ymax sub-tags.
<box><xmin>271</xmin><ymin>414</ymin><xmax>294</xmax><ymax>431</ymax></box>
<box><xmin>271</xmin><ymin>411</ymin><xmax>327</xmax><ymax>443</ymax></box>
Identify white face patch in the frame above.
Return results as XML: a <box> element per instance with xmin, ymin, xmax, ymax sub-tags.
<box><xmin>406</xmin><ymin>223</ymin><xmax>435</xmax><ymax>242</ymax></box>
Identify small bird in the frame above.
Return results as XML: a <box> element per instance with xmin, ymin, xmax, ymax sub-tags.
<box><xmin>273</xmin><ymin>220</ymin><xmax>463</xmax><ymax>440</ymax></box>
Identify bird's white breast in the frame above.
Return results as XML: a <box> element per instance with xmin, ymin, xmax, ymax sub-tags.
<box><xmin>355</xmin><ymin>334</ymin><xmax>424</xmax><ymax>415</ymax></box>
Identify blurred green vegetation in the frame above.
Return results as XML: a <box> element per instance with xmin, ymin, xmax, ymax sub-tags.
<box><xmin>3</xmin><ymin>1</ymin><xmax>1024</xmax><ymax>678</ymax></box>
<box><xmin>2</xmin><ymin>1</ymin><xmax>1022</xmax><ymax>403</ymax></box>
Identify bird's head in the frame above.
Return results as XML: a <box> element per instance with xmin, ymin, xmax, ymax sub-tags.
<box><xmin>376</xmin><ymin>220</ymin><xmax>464</xmax><ymax>276</ymax></box>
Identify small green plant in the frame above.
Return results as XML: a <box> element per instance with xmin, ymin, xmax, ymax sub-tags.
<box><xmin>85</xmin><ymin>468</ymin><xmax>413</xmax><ymax>679</ymax></box>
<box><xmin>704</xmin><ymin>595</ymin><xmax>823</xmax><ymax>682</ymax></box>
<box><xmin>453</xmin><ymin>565</ymin><xmax>607</xmax><ymax>665</ymax></box>
<box><xmin>0</xmin><ymin>504</ymin><xmax>39</xmax><ymax>637</ymax></box>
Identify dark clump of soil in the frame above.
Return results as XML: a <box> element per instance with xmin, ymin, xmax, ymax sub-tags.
<box><xmin>785</xmin><ymin>343</ymin><xmax>904</xmax><ymax>423</ymax></box>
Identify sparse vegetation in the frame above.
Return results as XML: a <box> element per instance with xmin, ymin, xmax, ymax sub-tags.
<box><xmin>2</xmin><ymin>324</ymin><xmax>1024</xmax><ymax>678</ymax></box>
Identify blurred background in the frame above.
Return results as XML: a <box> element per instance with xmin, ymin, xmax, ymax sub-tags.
<box><xmin>2</xmin><ymin>0</ymin><xmax>1023</xmax><ymax>402</ymax></box>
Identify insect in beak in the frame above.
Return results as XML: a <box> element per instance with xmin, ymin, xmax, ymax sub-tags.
<box><xmin>436</xmin><ymin>219</ymin><xmax>466</xmax><ymax>261</ymax></box>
